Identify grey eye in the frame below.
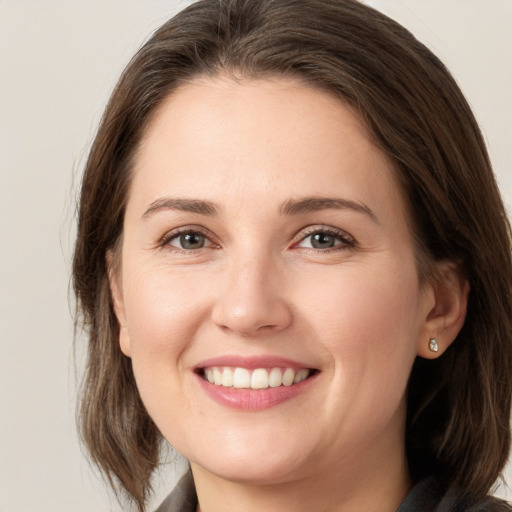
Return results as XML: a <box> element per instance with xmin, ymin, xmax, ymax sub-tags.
<box><xmin>170</xmin><ymin>232</ymin><xmax>208</xmax><ymax>250</ymax></box>
<box><xmin>296</xmin><ymin>228</ymin><xmax>355</xmax><ymax>251</ymax></box>
<box><xmin>309</xmin><ymin>233</ymin><xmax>337</xmax><ymax>249</ymax></box>
<box><xmin>298</xmin><ymin>232</ymin><xmax>344</xmax><ymax>249</ymax></box>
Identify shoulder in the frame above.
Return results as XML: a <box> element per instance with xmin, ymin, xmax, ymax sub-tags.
<box><xmin>398</xmin><ymin>478</ymin><xmax>512</xmax><ymax>512</ymax></box>
<box><xmin>446</xmin><ymin>495</ymin><xmax>512</xmax><ymax>512</ymax></box>
<box><xmin>154</xmin><ymin>470</ymin><xmax>197</xmax><ymax>512</ymax></box>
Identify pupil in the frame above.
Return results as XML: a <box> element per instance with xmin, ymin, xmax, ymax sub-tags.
<box><xmin>312</xmin><ymin>233</ymin><xmax>334</xmax><ymax>248</ymax></box>
<box><xmin>181</xmin><ymin>233</ymin><xmax>204</xmax><ymax>249</ymax></box>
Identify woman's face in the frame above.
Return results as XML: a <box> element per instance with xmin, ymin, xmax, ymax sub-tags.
<box><xmin>111</xmin><ymin>77</ymin><xmax>437</xmax><ymax>486</ymax></box>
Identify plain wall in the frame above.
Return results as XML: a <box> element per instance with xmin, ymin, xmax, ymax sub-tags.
<box><xmin>0</xmin><ymin>1</ymin><xmax>510</xmax><ymax>511</ymax></box>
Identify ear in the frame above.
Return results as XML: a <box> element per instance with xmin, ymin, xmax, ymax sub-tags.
<box><xmin>417</xmin><ymin>262</ymin><xmax>469</xmax><ymax>359</ymax></box>
<box><xmin>106</xmin><ymin>249</ymin><xmax>132</xmax><ymax>358</ymax></box>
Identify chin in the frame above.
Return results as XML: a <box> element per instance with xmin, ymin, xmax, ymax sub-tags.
<box><xmin>186</xmin><ymin>433</ymin><xmax>314</xmax><ymax>485</ymax></box>
<box><xmin>196</xmin><ymin>457</ymin><xmax>304</xmax><ymax>486</ymax></box>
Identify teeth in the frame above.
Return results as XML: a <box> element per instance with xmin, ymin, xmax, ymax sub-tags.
<box><xmin>222</xmin><ymin>367</ymin><xmax>233</xmax><ymax>387</ymax></box>
<box><xmin>251</xmin><ymin>368</ymin><xmax>268</xmax><ymax>389</ymax></box>
<box><xmin>294</xmin><ymin>369</ymin><xmax>309</xmax><ymax>384</ymax></box>
<box><xmin>269</xmin><ymin>367</ymin><xmax>282</xmax><ymax>388</ymax></box>
<box><xmin>282</xmin><ymin>368</ymin><xmax>295</xmax><ymax>387</ymax></box>
<box><xmin>233</xmin><ymin>368</ymin><xmax>251</xmax><ymax>388</ymax></box>
<box><xmin>203</xmin><ymin>367</ymin><xmax>311</xmax><ymax>389</ymax></box>
<box><xmin>213</xmin><ymin>367</ymin><xmax>222</xmax><ymax>385</ymax></box>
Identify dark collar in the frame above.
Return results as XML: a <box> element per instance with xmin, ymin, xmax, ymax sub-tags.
<box><xmin>155</xmin><ymin>472</ymin><xmax>510</xmax><ymax>512</ymax></box>
<box><xmin>154</xmin><ymin>470</ymin><xmax>197</xmax><ymax>512</ymax></box>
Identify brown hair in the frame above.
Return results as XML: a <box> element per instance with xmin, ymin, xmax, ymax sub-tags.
<box><xmin>73</xmin><ymin>0</ymin><xmax>512</xmax><ymax>510</ymax></box>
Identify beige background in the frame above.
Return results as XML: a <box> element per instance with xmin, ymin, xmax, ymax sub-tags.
<box><xmin>0</xmin><ymin>1</ymin><xmax>510</xmax><ymax>511</ymax></box>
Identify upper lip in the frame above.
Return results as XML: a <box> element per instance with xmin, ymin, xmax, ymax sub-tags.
<box><xmin>196</xmin><ymin>355</ymin><xmax>316</xmax><ymax>370</ymax></box>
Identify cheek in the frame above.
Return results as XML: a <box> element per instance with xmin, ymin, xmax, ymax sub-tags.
<box><xmin>306</xmin><ymin>265</ymin><xmax>422</xmax><ymax>439</ymax></box>
<box><xmin>121</xmin><ymin>266</ymin><xmax>213</xmax><ymax>392</ymax></box>
<box><xmin>121</xmin><ymin>268</ymin><xmax>209</xmax><ymax>435</ymax></box>
<box><xmin>298</xmin><ymin>261</ymin><xmax>423</xmax><ymax>385</ymax></box>
<box><xmin>124</xmin><ymin>266</ymin><xmax>206</xmax><ymax>341</ymax></box>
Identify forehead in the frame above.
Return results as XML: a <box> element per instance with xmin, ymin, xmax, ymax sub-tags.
<box><xmin>140</xmin><ymin>76</ymin><xmax>373</xmax><ymax>158</ymax></box>
<box><xmin>129</xmin><ymin>76</ymin><xmax>404</xmax><ymax>220</ymax></box>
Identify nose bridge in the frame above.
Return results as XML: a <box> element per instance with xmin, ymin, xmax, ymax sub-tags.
<box><xmin>212</xmin><ymin>245</ymin><xmax>292</xmax><ymax>336</ymax></box>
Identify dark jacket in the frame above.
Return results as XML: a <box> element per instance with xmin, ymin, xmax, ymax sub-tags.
<box><xmin>155</xmin><ymin>471</ymin><xmax>511</xmax><ymax>512</ymax></box>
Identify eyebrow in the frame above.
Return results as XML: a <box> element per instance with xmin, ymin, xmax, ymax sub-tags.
<box><xmin>142</xmin><ymin>198</ymin><xmax>219</xmax><ymax>218</ymax></box>
<box><xmin>280</xmin><ymin>197</ymin><xmax>378</xmax><ymax>223</ymax></box>
<box><xmin>142</xmin><ymin>195</ymin><xmax>378</xmax><ymax>223</ymax></box>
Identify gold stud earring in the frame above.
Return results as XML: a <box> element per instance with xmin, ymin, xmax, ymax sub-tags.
<box><xmin>429</xmin><ymin>338</ymin><xmax>439</xmax><ymax>353</ymax></box>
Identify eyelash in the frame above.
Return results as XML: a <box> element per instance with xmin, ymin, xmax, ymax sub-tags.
<box><xmin>158</xmin><ymin>225</ymin><xmax>356</xmax><ymax>253</ymax></box>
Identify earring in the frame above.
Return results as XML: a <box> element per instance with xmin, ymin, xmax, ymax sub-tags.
<box><xmin>429</xmin><ymin>338</ymin><xmax>439</xmax><ymax>353</ymax></box>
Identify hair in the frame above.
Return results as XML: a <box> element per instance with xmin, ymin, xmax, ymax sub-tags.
<box><xmin>73</xmin><ymin>0</ymin><xmax>512</xmax><ymax>510</ymax></box>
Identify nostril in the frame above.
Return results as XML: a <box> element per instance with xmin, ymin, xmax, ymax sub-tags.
<box><xmin>211</xmin><ymin>299</ymin><xmax>293</xmax><ymax>337</ymax></box>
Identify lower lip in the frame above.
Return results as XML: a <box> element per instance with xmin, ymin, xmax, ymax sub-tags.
<box><xmin>195</xmin><ymin>372</ymin><xmax>318</xmax><ymax>410</ymax></box>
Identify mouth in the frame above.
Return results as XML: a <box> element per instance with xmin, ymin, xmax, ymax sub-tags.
<box><xmin>198</xmin><ymin>366</ymin><xmax>316</xmax><ymax>390</ymax></box>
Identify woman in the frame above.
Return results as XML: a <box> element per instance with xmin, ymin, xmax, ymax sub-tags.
<box><xmin>73</xmin><ymin>1</ymin><xmax>512</xmax><ymax>511</ymax></box>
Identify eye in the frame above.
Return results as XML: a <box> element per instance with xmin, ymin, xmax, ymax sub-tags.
<box><xmin>163</xmin><ymin>229</ymin><xmax>215</xmax><ymax>251</ymax></box>
<box><xmin>295</xmin><ymin>228</ymin><xmax>355</xmax><ymax>251</ymax></box>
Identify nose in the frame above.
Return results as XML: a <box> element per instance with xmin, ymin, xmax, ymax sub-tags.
<box><xmin>211</xmin><ymin>254</ymin><xmax>293</xmax><ymax>338</ymax></box>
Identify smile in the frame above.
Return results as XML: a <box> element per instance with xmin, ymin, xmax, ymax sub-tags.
<box><xmin>202</xmin><ymin>366</ymin><xmax>312</xmax><ymax>389</ymax></box>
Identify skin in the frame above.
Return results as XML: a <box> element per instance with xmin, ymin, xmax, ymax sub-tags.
<box><xmin>110</xmin><ymin>77</ymin><xmax>467</xmax><ymax>512</ymax></box>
